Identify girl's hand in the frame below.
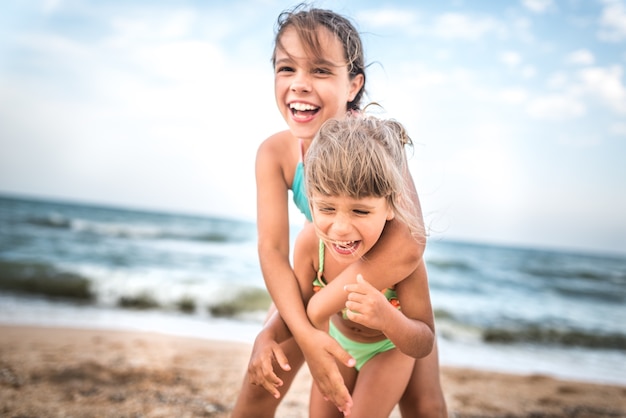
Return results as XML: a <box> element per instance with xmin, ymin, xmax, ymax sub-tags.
<box><xmin>247</xmin><ymin>329</ymin><xmax>291</xmax><ymax>399</ymax></box>
<box><xmin>344</xmin><ymin>274</ymin><xmax>392</xmax><ymax>331</ymax></box>
<box><xmin>299</xmin><ymin>328</ymin><xmax>355</xmax><ymax>416</ymax></box>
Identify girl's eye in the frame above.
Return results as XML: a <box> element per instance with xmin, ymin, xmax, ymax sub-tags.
<box><xmin>318</xmin><ymin>207</ymin><xmax>335</xmax><ymax>213</ymax></box>
<box><xmin>353</xmin><ymin>209</ymin><xmax>370</xmax><ymax>216</ymax></box>
<box><xmin>313</xmin><ymin>67</ymin><xmax>332</xmax><ymax>75</ymax></box>
<box><xmin>276</xmin><ymin>66</ymin><xmax>294</xmax><ymax>73</ymax></box>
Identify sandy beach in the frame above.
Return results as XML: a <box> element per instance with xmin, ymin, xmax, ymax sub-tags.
<box><xmin>1</xmin><ymin>325</ymin><xmax>625</xmax><ymax>418</ymax></box>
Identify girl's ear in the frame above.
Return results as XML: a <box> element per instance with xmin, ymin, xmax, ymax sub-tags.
<box><xmin>348</xmin><ymin>73</ymin><xmax>364</xmax><ymax>103</ymax></box>
<box><xmin>386</xmin><ymin>207</ymin><xmax>395</xmax><ymax>221</ymax></box>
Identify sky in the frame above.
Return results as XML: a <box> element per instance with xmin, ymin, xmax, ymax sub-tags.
<box><xmin>1</xmin><ymin>0</ymin><xmax>625</xmax><ymax>256</ymax></box>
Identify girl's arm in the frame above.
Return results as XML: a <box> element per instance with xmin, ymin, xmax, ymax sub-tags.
<box><xmin>291</xmin><ymin>222</ymin><xmax>319</xmax><ymax>304</ymax></box>
<box><xmin>255</xmin><ymin>133</ymin><xmax>354</xmax><ymax>414</ymax></box>
<box><xmin>256</xmin><ymin>134</ymin><xmax>312</xmax><ymax>337</ymax></box>
<box><xmin>344</xmin><ymin>266</ymin><xmax>435</xmax><ymax>359</ymax></box>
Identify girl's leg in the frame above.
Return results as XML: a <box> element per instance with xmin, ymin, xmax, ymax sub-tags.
<box><xmin>350</xmin><ymin>349</ymin><xmax>414</xmax><ymax>418</ymax></box>
<box><xmin>231</xmin><ymin>338</ymin><xmax>304</xmax><ymax>418</ymax></box>
<box><xmin>398</xmin><ymin>337</ymin><xmax>448</xmax><ymax>418</ymax></box>
<box><xmin>309</xmin><ymin>360</ymin><xmax>357</xmax><ymax>418</ymax></box>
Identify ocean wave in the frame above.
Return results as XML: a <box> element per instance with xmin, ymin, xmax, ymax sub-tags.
<box><xmin>433</xmin><ymin>308</ymin><xmax>455</xmax><ymax>320</ymax></box>
<box><xmin>427</xmin><ymin>258</ymin><xmax>476</xmax><ymax>273</ymax></box>
<box><xmin>551</xmin><ymin>284</ymin><xmax>625</xmax><ymax>304</ymax></box>
<box><xmin>523</xmin><ymin>265</ymin><xmax>626</xmax><ymax>283</ymax></box>
<box><xmin>0</xmin><ymin>260</ymin><xmax>93</xmax><ymax>301</ymax></box>
<box><xmin>208</xmin><ymin>287</ymin><xmax>272</xmax><ymax>319</ymax></box>
<box><xmin>27</xmin><ymin>213</ymin><xmax>72</xmax><ymax>229</ymax></box>
<box><xmin>434</xmin><ymin>310</ymin><xmax>626</xmax><ymax>351</ymax></box>
<box><xmin>26</xmin><ymin>213</ymin><xmax>247</xmax><ymax>243</ymax></box>
<box><xmin>0</xmin><ymin>259</ymin><xmax>270</xmax><ymax>321</ymax></box>
<box><xmin>111</xmin><ymin>286</ymin><xmax>271</xmax><ymax>321</ymax></box>
<box><xmin>483</xmin><ymin>325</ymin><xmax>626</xmax><ymax>350</ymax></box>
<box><xmin>112</xmin><ymin>292</ymin><xmax>203</xmax><ymax>314</ymax></box>
<box><xmin>163</xmin><ymin>231</ymin><xmax>235</xmax><ymax>243</ymax></box>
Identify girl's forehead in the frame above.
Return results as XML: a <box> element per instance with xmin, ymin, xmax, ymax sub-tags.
<box><xmin>311</xmin><ymin>193</ymin><xmax>388</xmax><ymax>207</ymax></box>
<box><xmin>276</xmin><ymin>25</ymin><xmax>346</xmax><ymax>64</ymax></box>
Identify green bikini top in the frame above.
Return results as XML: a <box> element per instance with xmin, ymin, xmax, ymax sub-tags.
<box><xmin>313</xmin><ymin>240</ymin><xmax>401</xmax><ymax>311</ymax></box>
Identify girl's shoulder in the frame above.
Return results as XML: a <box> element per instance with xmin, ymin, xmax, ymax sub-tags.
<box><xmin>294</xmin><ymin>223</ymin><xmax>321</xmax><ymax>270</ymax></box>
<box><xmin>297</xmin><ymin>222</ymin><xmax>318</xmax><ymax>246</ymax></box>
<box><xmin>256</xmin><ymin>130</ymin><xmax>300</xmax><ymax>183</ymax></box>
<box><xmin>258</xmin><ymin>129</ymin><xmax>295</xmax><ymax>152</ymax></box>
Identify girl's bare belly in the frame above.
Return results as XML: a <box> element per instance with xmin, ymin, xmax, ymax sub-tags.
<box><xmin>331</xmin><ymin>314</ymin><xmax>386</xmax><ymax>343</ymax></box>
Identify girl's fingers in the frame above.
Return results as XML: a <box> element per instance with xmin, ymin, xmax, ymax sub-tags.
<box><xmin>272</xmin><ymin>346</ymin><xmax>291</xmax><ymax>371</ymax></box>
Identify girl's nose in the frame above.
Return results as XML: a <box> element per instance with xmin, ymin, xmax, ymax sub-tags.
<box><xmin>330</xmin><ymin>213</ymin><xmax>351</xmax><ymax>235</ymax></box>
<box><xmin>290</xmin><ymin>72</ymin><xmax>311</xmax><ymax>93</ymax></box>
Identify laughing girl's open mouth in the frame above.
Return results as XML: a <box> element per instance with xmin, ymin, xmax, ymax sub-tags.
<box><xmin>290</xmin><ymin>102</ymin><xmax>320</xmax><ymax>118</ymax></box>
<box><xmin>331</xmin><ymin>240</ymin><xmax>360</xmax><ymax>255</ymax></box>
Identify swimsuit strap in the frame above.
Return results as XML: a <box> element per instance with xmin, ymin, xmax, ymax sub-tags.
<box><xmin>313</xmin><ymin>240</ymin><xmax>326</xmax><ymax>292</ymax></box>
<box><xmin>317</xmin><ymin>239</ymin><xmax>325</xmax><ymax>281</ymax></box>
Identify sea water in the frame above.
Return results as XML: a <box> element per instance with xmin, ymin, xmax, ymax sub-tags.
<box><xmin>1</xmin><ymin>195</ymin><xmax>624</xmax><ymax>385</ymax></box>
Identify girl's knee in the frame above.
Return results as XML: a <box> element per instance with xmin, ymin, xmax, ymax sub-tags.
<box><xmin>398</xmin><ymin>393</ymin><xmax>448</xmax><ymax>418</ymax></box>
<box><xmin>231</xmin><ymin>383</ymin><xmax>283</xmax><ymax>418</ymax></box>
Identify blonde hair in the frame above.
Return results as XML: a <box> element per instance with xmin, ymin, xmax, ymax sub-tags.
<box><xmin>305</xmin><ymin>115</ymin><xmax>425</xmax><ymax>240</ymax></box>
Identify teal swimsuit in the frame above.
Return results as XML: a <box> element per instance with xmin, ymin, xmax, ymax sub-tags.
<box><xmin>313</xmin><ymin>239</ymin><xmax>399</xmax><ymax>371</ymax></box>
<box><xmin>292</xmin><ymin>161</ymin><xmax>312</xmax><ymax>222</ymax></box>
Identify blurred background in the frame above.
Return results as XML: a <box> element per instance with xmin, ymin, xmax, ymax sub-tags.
<box><xmin>1</xmin><ymin>0</ymin><xmax>625</xmax><ymax>385</ymax></box>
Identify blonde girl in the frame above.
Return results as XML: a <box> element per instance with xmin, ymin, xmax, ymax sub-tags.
<box><xmin>294</xmin><ymin>115</ymin><xmax>435</xmax><ymax>417</ymax></box>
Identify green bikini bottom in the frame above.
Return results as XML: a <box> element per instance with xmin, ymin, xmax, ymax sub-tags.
<box><xmin>328</xmin><ymin>320</ymin><xmax>396</xmax><ymax>371</ymax></box>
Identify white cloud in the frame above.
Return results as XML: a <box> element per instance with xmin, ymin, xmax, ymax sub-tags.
<box><xmin>522</xmin><ymin>0</ymin><xmax>554</xmax><ymax>13</ymax></box>
<box><xmin>356</xmin><ymin>8</ymin><xmax>417</xmax><ymax>28</ymax></box>
<box><xmin>598</xmin><ymin>0</ymin><xmax>626</xmax><ymax>42</ymax></box>
<box><xmin>567</xmin><ymin>49</ymin><xmax>595</xmax><ymax>65</ymax></box>
<box><xmin>405</xmin><ymin>66</ymin><xmax>448</xmax><ymax>89</ymax></box>
<box><xmin>356</xmin><ymin>7</ymin><xmax>537</xmax><ymax>50</ymax></box>
<box><xmin>499</xmin><ymin>51</ymin><xmax>537</xmax><ymax>79</ymax></box>
<box><xmin>532</xmin><ymin>64</ymin><xmax>626</xmax><ymax>122</ymax></box>
<box><xmin>547</xmin><ymin>72</ymin><xmax>569</xmax><ymax>89</ymax></box>
<box><xmin>445</xmin><ymin>123</ymin><xmax>523</xmax><ymax>213</ymax></box>
<box><xmin>17</xmin><ymin>32</ymin><xmax>91</xmax><ymax>60</ymax></box>
<box><xmin>556</xmin><ymin>133</ymin><xmax>602</xmax><ymax>148</ymax></box>
<box><xmin>501</xmin><ymin>51</ymin><xmax>522</xmax><ymax>67</ymax></box>
<box><xmin>526</xmin><ymin>94</ymin><xmax>586</xmax><ymax>120</ymax></box>
<box><xmin>42</xmin><ymin>0</ymin><xmax>62</xmax><ymax>14</ymax></box>
<box><xmin>578</xmin><ymin>65</ymin><xmax>626</xmax><ymax>114</ymax></box>
<box><xmin>432</xmin><ymin>13</ymin><xmax>505</xmax><ymax>41</ymax></box>
<box><xmin>498</xmin><ymin>87</ymin><xmax>529</xmax><ymax>104</ymax></box>
<box><xmin>134</xmin><ymin>40</ymin><xmax>224</xmax><ymax>82</ymax></box>
<box><xmin>109</xmin><ymin>10</ymin><xmax>196</xmax><ymax>42</ymax></box>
